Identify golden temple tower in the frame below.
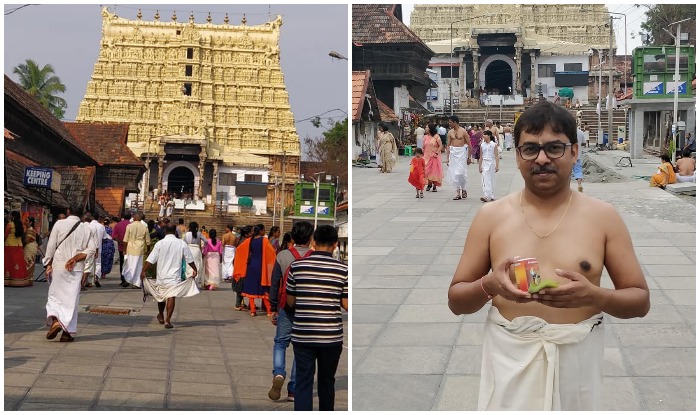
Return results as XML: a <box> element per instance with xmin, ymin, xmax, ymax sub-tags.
<box><xmin>77</xmin><ymin>7</ymin><xmax>300</xmax><ymax>211</ymax></box>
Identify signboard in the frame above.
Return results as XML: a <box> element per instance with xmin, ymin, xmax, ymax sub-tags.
<box><xmin>666</xmin><ymin>81</ymin><xmax>687</xmax><ymax>94</ymax></box>
<box><xmin>643</xmin><ymin>82</ymin><xmax>664</xmax><ymax>95</ymax></box>
<box><xmin>318</xmin><ymin>207</ymin><xmax>330</xmax><ymax>215</ymax></box>
<box><xmin>300</xmin><ymin>205</ymin><xmax>314</xmax><ymax>215</ymax></box>
<box><xmin>24</xmin><ymin>167</ymin><xmax>53</xmax><ymax>189</ymax></box>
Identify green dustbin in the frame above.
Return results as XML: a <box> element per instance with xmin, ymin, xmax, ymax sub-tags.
<box><xmin>404</xmin><ymin>145</ymin><xmax>413</xmax><ymax>156</ymax></box>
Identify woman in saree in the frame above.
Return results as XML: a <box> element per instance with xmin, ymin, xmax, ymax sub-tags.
<box><xmin>101</xmin><ymin>217</ymin><xmax>115</xmax><ymax>279</ymax></box>
<box><xmin>377</xmin><ymin>123</ymin><xmax>398</xmax><ymax>173</ymax></box>
<box><xmin>23</xmin><ymin>216</ymin><xmax>39</xmax><ymax>284</ymax></box>
<box><xmin>5</xmin><ymin>211</ymin><xmax>27</xmax><ymax>287</ymax></box>
<box><xmin>424</xmin><ymin>123</ymin><xmax>444</xmax><ymax>192</ymax></box>
<box><xmin>232</xmin><ymin>225</ymin><xmax>253</xmax><ymax>310</ymax></box>
<box><xmin>233</xmin><ymin>224</ymin><xmax>276</xmax><ymax>317</ymax></box>
<box><xmin>650</xmin><ymin>154</ymin><xmax>677</xmax><ymax>189</ymax></box>
<box><xmin>202</xmin><ymin>229</ymin><xmax>223</xmax><ymax>290</ymax></box>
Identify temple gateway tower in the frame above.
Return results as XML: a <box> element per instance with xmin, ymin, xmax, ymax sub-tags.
<box><xmin>77</xmin><ymin>8</ymin><xmax>300</xmax><ymax>213</ymax></box>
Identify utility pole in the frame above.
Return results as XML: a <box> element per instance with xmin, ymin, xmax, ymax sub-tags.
<box><xmin>607</xmin><ymin>15</ymin><xmax>614</xmax><ymax>148</ymax></box>
<box><xmin>663</xmin><ymin>18</ymin><xmax>691</xmax><ymax>162</ymax></box>
<box><xmin>279</xmin><ymin>150</ymin><xmax>286</xmax><ymax>237</ymax></box>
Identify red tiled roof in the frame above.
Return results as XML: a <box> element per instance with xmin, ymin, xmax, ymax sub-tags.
<box><xmin>4</xmin><ymin>128</ymin><xmax>19</xmax><ymax>140</ymax></box>
<box><xmin>352</xmin><ymin>71</ymin><xmax>371</xmax><ymax>121</ymax></box>
<box><xmin>95</xmin><ymin>187</ymin><xmax>125</xmax><ymax>218</ymax></box>
<box><xmin>4</xmin><ymin>75</ymin><xmax>92</xmax><ymax>161</ymax></box>
<box><xmin>352</xmin><ymin>4</ymin><xmax>427</xmax><ymax>46</ymax></box>
<box><xmin>63</xmin><ymin>122</ymin><xmax>142</xmax><ymax>167</ymax></box>
<box><xmin>52</xmin><ymin>166</ymin><xmax>96</xmax><ymax>212</ymax></box>
<box><xmin>377</xmin><ymin>99</ymin><xmax>399</xmax><ymax>122</ymax></box>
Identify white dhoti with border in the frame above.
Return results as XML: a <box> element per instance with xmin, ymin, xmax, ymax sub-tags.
<box><xmin>122</xmin><ymin>255</ymin><xmax>143</xmax><ymax>287</ymax></box>
<box><xmin>222</xmin><ymin>246</ymin><xmax>235</xmax><ymax>281</ymax></box>
<box><xmin>478</xmin><ymin>306</ymin><xmax>604</xmax><ymax>410</ymax></box>
<box><xmin>481</xmin><ymin>158</ymin><xmax>496</xmax><ymax>199</ymax></box>
<box><xmin>447</xmin><ymin>146</ymin><xmax>469</xmax><ymax>191</ymax></box>
<box><xmin>142</xmin><ymin>276</ymin><xmax>200</xmax><ymax>303</ymax></box>
<box><xmin>45</xmin><ymin>268</ymin><xmax>82</xmax><ymax>334</ymax></box>
<box><xmin>186</xmin><ymin>244</ymin><xmax>203</xmax><ymax>286</ymax></box>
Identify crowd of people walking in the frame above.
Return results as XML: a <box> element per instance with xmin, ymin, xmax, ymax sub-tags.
<box><xmin>20</xmin><ymin>206</ymin><xmax>348</xmax><ymax>411</ymax></box>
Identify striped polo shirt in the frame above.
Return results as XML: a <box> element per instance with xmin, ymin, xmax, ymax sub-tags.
<box><xmin>286</xmin><ymin>251</ymin><xmax>348</xmax><ymax>345</ymax></box>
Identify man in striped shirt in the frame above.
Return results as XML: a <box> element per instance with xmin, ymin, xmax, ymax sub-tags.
<box><xmin>286</xmin><ymin>225</ymin><xmax>348</xmax><ymax>411</ymax></box>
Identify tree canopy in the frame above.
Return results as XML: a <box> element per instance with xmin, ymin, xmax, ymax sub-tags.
<box><xmin>639</xmin><ymin>5</ymin><xmax>696</xmax><ymax>46</ymax></box>
<box><xmin>303</xmin><ymin>118</ymin><xmax>348</xmax><ymax>184</ymax></box>
<box><xmin>13</xmin><ymin>59</ymin><xmax>68</xmax><ymax>119</ymax></box>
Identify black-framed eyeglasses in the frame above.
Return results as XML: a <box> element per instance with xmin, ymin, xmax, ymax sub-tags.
<box><xmin>516</xmin><ymin>142</ymin><xmax>572</xmax><ymax>160</ymax></box>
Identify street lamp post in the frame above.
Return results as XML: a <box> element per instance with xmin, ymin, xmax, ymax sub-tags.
<box><xmin>664</xmin><ymin>18</ymin><xmax>692</xmax><ymax>161</ymax></box>
<box><xmin>607</xmin><ymin>15</ymin><xmax>615</xmax><ymax>148</ymax></box>
<box><xmin>589</xmin><ymin>48</ymin><xmax>604</xmax><ymax>146</ymax></box>
<box><xmin>313</xmin><ymin>171</ymin><xmax>325</xmax><ymax>230</ymax></box>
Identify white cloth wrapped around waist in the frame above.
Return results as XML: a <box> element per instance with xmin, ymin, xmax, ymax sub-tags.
<box><xmin>142</xmin><ymin>277</ymin><xmax>200</xmax><ymax>303</ymax></box>
<box><xmin>478</xmin><ymin>306</ymin><xmax>604</xmax><ymax>411</ymax></box>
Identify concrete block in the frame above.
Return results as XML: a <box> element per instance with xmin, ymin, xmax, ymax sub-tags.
<box><xmin>601</xmin><ymin>377</ymin><xmax>642</xmax><ymax>410</ymax></box>
<box><xmin>392</xmin><ymin>304</ymin><xmax>462</xmax><ymax>323</ymax></box>
<box><xmin>170</xmin><ymin>381</ymin><xmax>234</xmax><ymax>397</ymax></box>
<box><xmin>103</xmin><ymin>378</ymin><xmax>167</xmax><ymax>394</ymax></box>
<box><xmin>374</xmin><ymin>323</ymin><xmax>460</xmax><ymax>347</ymax></box>
<box><xmin>355</xmin><ymin>346</ymin><xmax>452</xmax><ymax>375</ymax></box>
<box><xmin>352</xmin><ymin>304</ymin><xmax>400</xmax><ymax>324</ymax></box>
<box><xmin>403</xmin><ymin>288</ymin><xmax>449</xmax><ymax>305</ymax></box>
<box><xmin>170</xmin><ymin>370</ymin><xmax>232</xmax><ymax>385</ymax></box>
<box><xmin>97</xmin><ymin>390</ymin><xmax>165</xmax><ymax>409</ymax></box>
<box><xmin>434</xmin><ymin>375</ymin><xmax>480</xmax><ymax>410</ymax></box>
<box><xmin>445</xmin><ymin>346</ymin><xmax>482</xmax><ymax>375</ymax></box>
<box><xmin>614</xmin><ymin>324</ymin><xmax>695</xmax><ymax>347</ymax></box>
<box><xmin>634</xmin><ymin>376</ymin><xmax>695</xmax><ymax>410</ymax></box>
<box><xmin>352</xmin><ymin>288</ymin><xmax>409</xmax><ymax>305</ymax></box>
<box><xmin>624</xmin><ymin>347</ymin><xmax>695</xmax><ymax>377</ymax></box>
<box><xmin>352</xmin><ymin>323</ymin><xmax>384</xmax><ymax>347</ymax></box>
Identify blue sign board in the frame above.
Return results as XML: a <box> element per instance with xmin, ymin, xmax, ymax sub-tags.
<box><xmin>643</xmin><ymin>82</ymin><xmax>664</xmax><ymax>95</ymax></box>
<box><xmin>666</xmin><ymin>81</ymin><xmax>687</xmax><ymax>94</ymax></box>
<box><xmin>318</xmin><ymin>207</ymin><xmax>330</xmax><ymax>215</ymax></box>
<box><xmin>24</xmin><ymin>167</ymin><xmax>53</xmax><ymax>188</ymax></box>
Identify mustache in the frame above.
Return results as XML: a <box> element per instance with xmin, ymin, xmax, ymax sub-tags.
<box><xmin>530</xmin><ymin>165</ymin><xmax>558</xmax><ymax>174</ymax></box>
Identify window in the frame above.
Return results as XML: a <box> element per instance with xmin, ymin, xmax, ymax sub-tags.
<box><xmin>440</xmin><ymin>66</ymin><xmax>458</xmax><ymax>78</ymax></box>
<box><xmin>538</xmin><ymin>64</ymin><xmax>556</xmax><ymax>78</ymax></box>
<box><xmin>187</xmin><ymin>48</ymin><xmax>193</xmax><ymax>59</ymax></box>
<box><xmin>185</xmin><ymin>65</ymin><xmax>193</xmax><ymax>77</ymax></box>
<box><xmin>216</xmin><ymin>192</ymin><xmax>228</xmax><ymax>202</ymax></box>
<box><xmin>183</xmin><ymin>83</ymin><xmax>192</xmax><ymax>96</ymax></box>
<box><xmin>176</xmin><ymin>30</ymin><xmax>181</xmax><ymax>36</ymax></box>
<box><xmin>301</xmin><ymin>188</ymin><xmax>331</xmax><ymax>201</ymax></box>
<box><xmin>244</xmin><ymin>174</ymin><xmax>263</xmax><ymax>182</ymax></box>
<box><xmin>218</xmin><ymin>173</ymin><xmax>236</xmax><ymax>186</ymax></box>
<box><xmin>643</xmin><ymin>54</ymin><xmax>666</xmax><ymax>73</ymax></box>
<box><xmin>563</xmin><ymin>63</ymin><xmax>582</xmax><ymax>72</ymax></box>
<box><xmin>667</xmin><ymin>54</ymin><xmax>689</xmax><ymax>72</ymax></box>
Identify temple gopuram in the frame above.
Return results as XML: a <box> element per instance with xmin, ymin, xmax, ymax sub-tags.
<box><xmin>76</xmin><ymin>8</ymin><xmax>300</xmax><ymax>214</ymax></box>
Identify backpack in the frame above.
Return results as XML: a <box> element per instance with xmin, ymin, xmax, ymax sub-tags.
<box><xmin>279</xmin><ymin>246</ymin><xmax>313</xmax><ymax>312</ymax></box>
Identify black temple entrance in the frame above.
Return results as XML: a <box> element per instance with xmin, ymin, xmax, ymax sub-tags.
<box><xmin>485</xmin><ymin>60</ymin><xmax>513</xmax><ymax>95</ymax></box>
<box><xmin>168</xmin><ymin>167</ymin><xmax>194</xmax><ymax>194</ymax></box>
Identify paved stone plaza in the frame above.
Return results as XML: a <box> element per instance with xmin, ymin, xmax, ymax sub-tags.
<box><xmin>352</xmin><ymin>149</ymin><xmax>695</xmax><ymax>411</ymax></box>
<box><xmin>5</xmin><ymin>273</ymin><xmax>348</xmax><ymax>410</ymax></box>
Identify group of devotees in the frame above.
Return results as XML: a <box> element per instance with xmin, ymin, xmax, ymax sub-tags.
<box><xmin>41</xmin><ymin>212</ymin><xmax>348</xmax><ymax>411</ymax></box>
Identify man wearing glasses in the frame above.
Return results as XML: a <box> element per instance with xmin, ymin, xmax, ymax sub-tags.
<box><xmin>448</xmin><ymin>101</ymin><xmax>649</xmax><ymax>410</ymax></box>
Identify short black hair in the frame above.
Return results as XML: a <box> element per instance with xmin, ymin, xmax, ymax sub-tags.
<box><xmin>165</xmin><ymin>224</ymin><xmax>178</xmax><ymax>234</ymax></box>
<box><xmin>123</xmin><ymin>212</ymin><xmax>131</xmax><ymax>220</ymax></box>
<box><xmin>415</xmin><ymin>147</ymin><xmax>424</xmax><ymax>155</ymax></box>
<box><xmin>313</xmin><ymin>225</ymin><xmax>338</xmax><ymax>247</ymax></box>
<box><xmin>660</xmin><ymin>154</ymin><xmax>671</xmax><ymax>163</ymax></box>
<box><xmin>513</xmin><ymin>100</ymin><xmax>577</xmax><ymax>147</ymax></box>
<box><xmin>428</xmin><ymin>123</ymin><xmax>438</xmax><ymax>136</ymax></box>
<box><xmin>178</xmin><ymin>218</ymin><xmax>184</xmax><ymax>225</ymax></box>
<box><xmin>682</xmin><ymin>149</ymin><xmax>692</xmax><ymax>158</ymax></box>
<box><xmin>483</xmin><ymin>130</ymin><xmax>493</xmax><ymax>137</ymax></box>
<box><xmin>291</xmin><ymin>221</ymin><xmax>314</xmax><ymax>245</ymax></box>
<box><xmin>378</xmin><ymin>123</ymin><xmax>389</xmax><ymax>132</ymax></box>
<box><xmin>449</xmin><ymin>115</ymin><xmax>459</xmax><ymax>124</ymax></box>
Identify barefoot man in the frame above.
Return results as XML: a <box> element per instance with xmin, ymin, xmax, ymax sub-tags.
<box><xmin>448</xmin><ymin>101</ymin><xmax>650</xmax><ymax>410</ymax></box>
<box><xmin>446</xmin><ymin>115</ymin><xmax>472</xmax><ymax>200</ymax></box>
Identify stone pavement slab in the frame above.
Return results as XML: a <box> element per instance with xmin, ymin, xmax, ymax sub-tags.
<box><xmin>352</xmin><ymin>149</ymin><xmax>695</xmax><ymax>410</ymax></box>
<box><xmin>5</xmin><ymin>267</ymin><xmax>348</xmax><ymax>411</ymax></box>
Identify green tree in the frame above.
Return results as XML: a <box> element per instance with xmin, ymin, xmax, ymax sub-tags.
<box><xmin>12</xmin><ymin>59</ymin><xmax>68</xmax><ymax>119</ymax></box>
<box><xmin>638</xmin><ymin>5</ymin><xmax>695</xmax><ymax>46</ymax></box>
<box><xmin>304</xmin><ymin>118</ymin><xmax>348</xmax><ymax>184</ymax></box>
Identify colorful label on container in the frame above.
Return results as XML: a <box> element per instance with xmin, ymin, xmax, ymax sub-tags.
<box><xmin>643</xmin><ymin>82</ymin><xmax>664</xmax><ymax>95</ymax></box>
<box><xmin>513</xmin><ymin>258</ymin><xmax>540</xmax><ymax>292</ymax></box>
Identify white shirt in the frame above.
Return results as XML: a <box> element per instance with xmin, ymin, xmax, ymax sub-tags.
<box><xmin>89</xmin><ymin>220</ymin><xmax>106</xmax><ymax>250</ymax></box>
<box><xmin>42</xmin><ymin>216</ymin><xmax>95</xmax><ymax>273</ymax></box>
<box><xmin>481</xmin><ymin>141</ymin><xmax>497</xmax><ymax>161</ymax></box>
<box><xmin>438</xmin><ymin>126</ymin><xmax>447</xmax><ymax>136</ymax></box>
<box><xmin>415</xmin><ymin>127</ymin><xmax>425</xmax><ymax>140</ymax></box>
<box><xmin>146</xmin><ymin>234</ymin><xmax>195</xmax><ymax>285</ymax></box>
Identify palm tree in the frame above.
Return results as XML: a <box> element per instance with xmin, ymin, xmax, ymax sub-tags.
<box><xmin>13</xmin><ymin>59</ymin><xmax>68</xmax><ymax>119</ymax></box>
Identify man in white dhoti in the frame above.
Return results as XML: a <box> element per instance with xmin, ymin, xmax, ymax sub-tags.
<box><xmin>221</xmin><ymin>224</ymin><xmax>237</xmax><ymax>281</ymax></box>
<box><xmin>80</xmin><ymin>212</ymin><xmax>100</xmax><ymax>289</ymax></box>
<box><xmin>83</xmin><ymin>213</ymin><xmax>106</xmax><ymax>288</ymax></box>
<box><xmin>43</xmin><ymin>207</ymin><xmax>96</xmax><ymax>342</ymax></box>
<box><xmin>446</xmin><ymin>115</ymin><xmax>472</xmax><ymax>200</ymax></box>
<box><xmin>141</xmin><ymin>224</ymin><xmax>198</xmax><ymax>329</ymax></box>
<box><xmin>123</xmin><ymin>212</ymin><xmax>150</xmax><ymax>288</ymax></box>
<box><xmin>479</xmin><ymin>130</ymin><xmax>499</xmax><ymax>202</ymax></box>
<box><xmin>448</xmin><ymin>101</ymin><xmax>650</xmax><ymax>411</ymax></box>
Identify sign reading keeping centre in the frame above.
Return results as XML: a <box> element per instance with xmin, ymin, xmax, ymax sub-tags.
<box><xmin>24</xmin><ymin>167</ymin><xmax>53</xmax><ymax>188</ymax></box>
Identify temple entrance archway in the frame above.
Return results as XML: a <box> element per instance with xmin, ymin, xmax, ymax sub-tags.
<box><xmin>162</xmin><ymin>161</ymin><xmax>199</xmax><ymax>196</ymax></box>
<box><xmin>479</xmin><ymin>54</ymin><xmax>517</xmax><ymax>95</ymax></box>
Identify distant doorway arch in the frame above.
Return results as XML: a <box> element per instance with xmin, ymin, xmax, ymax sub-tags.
<box><xmin>479</xmin><ymin>54</ymin><xmax>517</xmax><ymax>94</ymax></box>
<box><xmin>162</xmin><ymin>161</ymin><xmax>199</xmax><ymax>196</ymax></box>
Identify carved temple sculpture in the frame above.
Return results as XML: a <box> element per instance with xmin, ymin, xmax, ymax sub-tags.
<box><xmin>76</xmin><ymin>7</ymin><xmax>299</xmax><ymax>210</ymax></box>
